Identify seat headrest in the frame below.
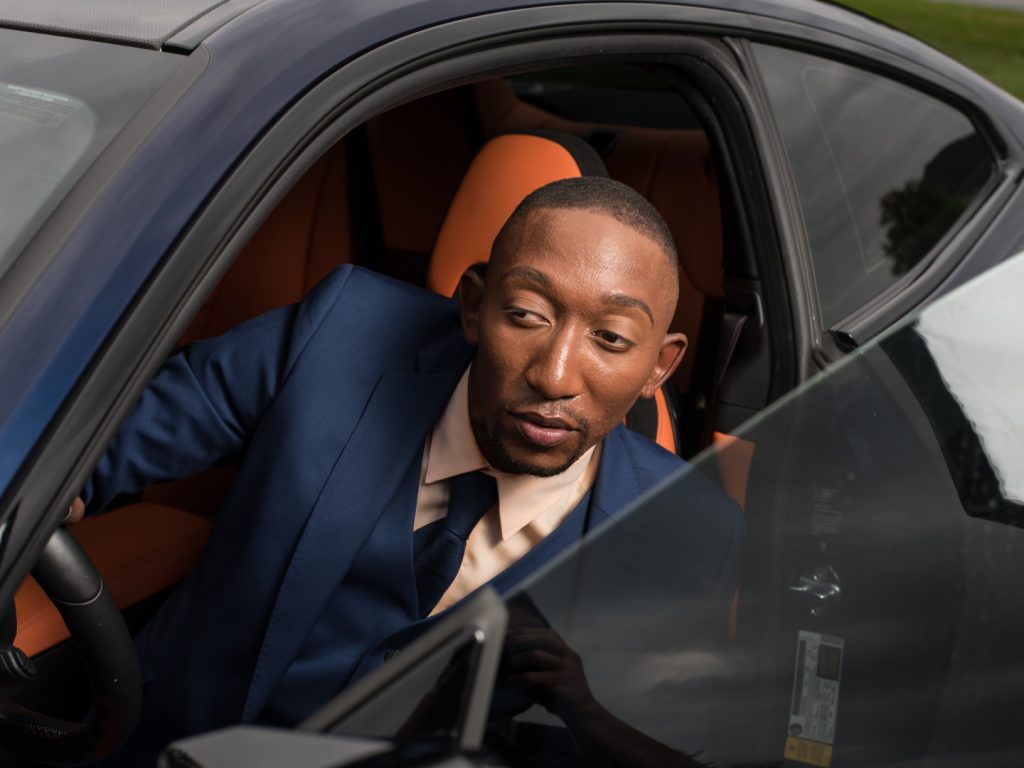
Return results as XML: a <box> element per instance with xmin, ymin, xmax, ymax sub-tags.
<box><xmin>427</xmin><ymin>131</ymin><xmax>606</xmax><ymax>297</ymax></box>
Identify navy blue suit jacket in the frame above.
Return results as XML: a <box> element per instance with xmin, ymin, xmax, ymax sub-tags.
<box><xmin>84</xmin><ymin>265</ymin><xmax>740</xmax><ymax>756</ymax></box>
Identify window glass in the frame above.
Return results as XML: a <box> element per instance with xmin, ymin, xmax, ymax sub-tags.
<box><xmin>471</xmin><ymin>252</ymin><xmax>1024</xmax><ymax>767</ymax></box>
<box><xmin>752</xmin><ymin>44</ymin><xmax>995</xmax><ymax>328</ymax></box>
<box><xmin>0</xmin><ymin>29</ymin><xmax>178</xmax><ymax>281</ymax></box>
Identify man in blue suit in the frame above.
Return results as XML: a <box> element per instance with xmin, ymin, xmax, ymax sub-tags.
<box><xmin>76</xmin><ymin>177</ymin><xmax>741</xmax><ymax>764</ymax></box>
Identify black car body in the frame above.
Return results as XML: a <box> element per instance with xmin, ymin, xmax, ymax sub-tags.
<box><xmin>1</xmin><ymin>0</ymin><xmax>1023</xmax><ymax>765</ymax></box>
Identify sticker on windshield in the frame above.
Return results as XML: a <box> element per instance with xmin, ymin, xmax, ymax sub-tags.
<box><xmin>0</xmin><ymin>83</ymin><xmax>78</xmax><ymax>127</ymax></box>
<box><xmin>785</xmin><ymin>630</ymin><xmax>843</xmax><ymax>766</ymax></box>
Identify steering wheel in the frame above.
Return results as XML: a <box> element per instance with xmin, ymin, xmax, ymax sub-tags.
<box><xmin>0</xmin><ymin>527</ymin><xmax>141</xmax><ymax>766</ymax></box>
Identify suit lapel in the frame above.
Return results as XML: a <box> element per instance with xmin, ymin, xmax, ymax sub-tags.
<box><xmin>582</xmin><ymin>425</ymin><xmax>653</xmax><ymax>605</ymax></box>
<box><xmin>243</xmin><ymin>334</ymin><xmax>471</xmax><ymax>721</ymax></box>
<box><xmin>587</xmin><ymin>424</ymin><xmax>641</xmax><ymax>531</ymax></box>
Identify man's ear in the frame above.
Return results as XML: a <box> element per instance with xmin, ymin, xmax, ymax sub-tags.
<box><xmin>639</xmin><ymin>333</ymin><xmax>687</xmax><ymax>399</ymax></box>
<box><xmin>457</xmin><ymin>266</ymin><xmax>486</xmax><ymax>346</ymax></box>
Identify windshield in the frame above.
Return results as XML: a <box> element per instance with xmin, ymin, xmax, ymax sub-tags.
<box><xmin>0</xmin><ymin>28</ymin><xmax>178</xmax><ymax>280</ymax></box>
<box><xmin>483</xmin><ymin>253</ymin><xmax>1024</xmax><ymax>767</ymax></box>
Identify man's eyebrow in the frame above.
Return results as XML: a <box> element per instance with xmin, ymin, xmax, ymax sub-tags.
<box><xmin>499</xmin><ymin>266</ymin><xmax>551</xmax><ymax>286</ymax></box>
<box><xmin>605</xmin><ymin>293</ymin><xmax>654</xmax><ymax>324</ymax></box>
<box><xmin>501</xmin><ymin>266</ymin><xmax>654</xmax><ymax>323</ymax></box>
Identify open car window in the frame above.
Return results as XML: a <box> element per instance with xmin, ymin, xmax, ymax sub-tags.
<box><xmin>460</xmin><ymin>251</ymin><xmax>1024</xmax><ymax>767</ymax></box>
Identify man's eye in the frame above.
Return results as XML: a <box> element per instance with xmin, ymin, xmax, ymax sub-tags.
<box><xmin>594</xmin><ymin>330</ymin><xmax>634</xmax><ymax>350</ymax></box>
<box><xmin>505</xmin><ymin>306</ymin><xmax>544</xmax><ymax>325</ymax></box>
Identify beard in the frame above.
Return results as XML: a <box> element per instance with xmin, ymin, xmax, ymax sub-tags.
<box><xmin>486</xmin><ymin>406</ymin><xmax>592</xmax><ymax>478</ymax></box>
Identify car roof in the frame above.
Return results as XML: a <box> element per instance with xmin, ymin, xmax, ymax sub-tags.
<box><xmin>0</xmin><ymin>0</ymin><xmax>957</xmax><ymax>58</ymax></box>
<box><xmin>0</xmin><ymin>0</ymin><xmax>1006</xmax><ymax>97</ymax></box>
<box><xmin>0</xmin><ymin>0</ymin><xmax>263</xmax><ymax>49</ymax></box>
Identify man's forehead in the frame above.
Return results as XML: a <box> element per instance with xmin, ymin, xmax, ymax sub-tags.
<box><xmin>502</xmin><ymin>206</ymin><xmax>673</xmax><ymax>283</ymax></box>
<box><xmin>495</xmin><ymin>206</ymin><xmax>678</xmax><ymax>324</ymax></box>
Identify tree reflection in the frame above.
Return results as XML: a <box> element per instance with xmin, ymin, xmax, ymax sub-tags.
<box><xmin>880</xmin><ymin>134</ymin><xmax>990</xmax><ymax>276</ymax></box>
<box><xmin>881</xmin><ymin>179</ymin><xmax>964</xmax><ymax>275</ymax></box>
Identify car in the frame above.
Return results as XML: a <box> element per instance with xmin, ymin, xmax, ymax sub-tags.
<box><xmin>0</xmin><ymin>0</ymin><xmax>1023</xmax><ymax>764</ymax></box>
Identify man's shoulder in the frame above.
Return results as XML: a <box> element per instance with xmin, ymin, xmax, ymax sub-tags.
<box><xmin>614</xmin><ymin>425</ymin><xmax>685</xmax><ymax>489</ymax></box>
<box><xmin>614</xmin><ymin>427</ymin><xmax>740</xmax><ymax>521</ymax></box>
<box><xmin>302</xmin><ymin>265</ymin><xmax>463</xmax><ymax>353</ymax></box>
<box><xmin>312</xmin><ymin>265</ymin><xmax>457</xmax><ymax>319</ymax></box>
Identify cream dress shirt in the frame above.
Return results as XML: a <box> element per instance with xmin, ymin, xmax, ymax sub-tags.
<box><xmin>414</xmin><ymin>368</ymin><xmax>600</xmax><ymax>615</ymax></box>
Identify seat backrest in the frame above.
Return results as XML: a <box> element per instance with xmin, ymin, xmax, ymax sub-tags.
<box><xmin>427</xmin><ymin>131</ymin><xmax>605</xmax><ymax>297</ymax></box>
<box><xmin>426</xmin><ymin>131</ymin><xmax>678</xmax><ymax>454</ymax></box>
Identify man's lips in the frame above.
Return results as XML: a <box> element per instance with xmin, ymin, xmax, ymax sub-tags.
<box><xmin>511</xmin><ymin>411</ymin><xmax>578</xmax><ymax>448</ymax></box>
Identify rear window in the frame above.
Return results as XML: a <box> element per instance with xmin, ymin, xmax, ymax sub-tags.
<box><xmin>0</xmin><ymin>28</ymin><xmax>178</xmax><ymax>281</ymax></box>
<box><xmin>752</xmin><ymin>44</ymin><xmax>995</xmax><ymax>329</ymax></box>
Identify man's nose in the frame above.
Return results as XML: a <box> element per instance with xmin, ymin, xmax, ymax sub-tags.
<box><xmin>524</xmin><ymin>329</ymin><xmax>584</xmax><ymax>400</ymax></box>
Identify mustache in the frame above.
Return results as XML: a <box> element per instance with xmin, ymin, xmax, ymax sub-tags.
<box><xmin>503</xmin><ymin>398</ymin><xmax>591</xmax><ymax>433</ymax></box>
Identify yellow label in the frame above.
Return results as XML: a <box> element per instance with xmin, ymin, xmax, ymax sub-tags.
<box><xmin>784</xmin><ymin>736</ymin><xmax>833</xmax><ymax>767</ymax></box>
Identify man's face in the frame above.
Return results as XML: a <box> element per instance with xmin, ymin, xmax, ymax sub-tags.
<box><xmin>459</xmin><ymin>206</ymin><xmax>686</xmax><ymax>477</ymax></box>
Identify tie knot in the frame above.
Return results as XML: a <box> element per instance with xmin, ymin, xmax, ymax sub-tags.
<box><xmin>444</xmin><ymin>470</ymin><xmax>498</xmax><ymax>540</ymax></box>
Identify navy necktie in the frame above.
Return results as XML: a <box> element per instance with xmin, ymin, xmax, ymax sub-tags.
<box><xmin>414</xmin><ymin>470</ymin><xmax>498</xmax><ymax>617</ymax></box>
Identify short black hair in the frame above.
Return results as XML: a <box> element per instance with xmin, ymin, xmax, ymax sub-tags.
<box><xmin>498</xmin><ymin>176</ymin><xmax>678</xmax><ymax>272</ymax></box>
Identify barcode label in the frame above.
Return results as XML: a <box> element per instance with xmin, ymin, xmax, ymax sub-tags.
<box><xmin>786</xmin><ymin>629</ymin><xmax>843</xmax><ymax>765</ymax></box>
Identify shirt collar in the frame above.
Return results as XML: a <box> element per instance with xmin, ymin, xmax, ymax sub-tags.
<box><xmin>425</xmin><ymin>367</ymin><xmax>599</xmax><ymax>541</ymax></box>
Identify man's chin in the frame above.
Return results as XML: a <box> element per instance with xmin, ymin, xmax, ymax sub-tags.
<box><xmin>488</xmin><ymin>433</ymin><xmax>586</xmax><ymax>478</ymax></box>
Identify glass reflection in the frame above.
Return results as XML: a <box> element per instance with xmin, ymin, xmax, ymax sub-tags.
<box><xmin>0</xmin><ymin>29</ymin><xmax>178</xmax><ymax>278</ymax></box>
<box><xmin>753</xmin><ymin>44</ymin><xmax>994</xmax><ymax>327</ymax></box>
<box><xmin>913</xmin><ymin>256</ymin><xmax>1024</xmax><ymax>509</ymax></box>
<box><xmin>486</xmin><ymin>254</ymin><xmax>1024</xmax><ymax>766</ymax></box>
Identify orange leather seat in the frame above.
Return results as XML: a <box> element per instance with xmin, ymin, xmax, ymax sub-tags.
<box><xmin>427</xmin><ymin>132</ymin><xmax>605</xmax><ymax>296</ymax></box>
<box><xmin>14</xmin><ymin>505</ymin><xmax>212</xmax><ymax>656</ymax></box>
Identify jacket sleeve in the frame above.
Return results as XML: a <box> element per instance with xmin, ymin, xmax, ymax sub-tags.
<box><xmin>81</xmin><ymin>265</ymin><xmax>353</xmax><ymax>513</ymax></box>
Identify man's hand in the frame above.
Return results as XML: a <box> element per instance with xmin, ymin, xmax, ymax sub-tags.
<box><xmin>65</xmin><ymin>497</ymin><xmax>84</xmax><ymax>524</ymax></box>
<box><xmin>505</xmin><ymin>626</ymin><xmax>598</xmax><ymax>724</ymax></box>
<box><xmin>501</xmin><ymin>620</ymin><xmax>707</xmax><ymax>767</ymax></box>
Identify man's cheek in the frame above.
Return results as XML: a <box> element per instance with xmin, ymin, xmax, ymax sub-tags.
<box><xmin>596</xmin><ymin>397</ymin><xmax>638</xmax><ymax>438</ymax></box>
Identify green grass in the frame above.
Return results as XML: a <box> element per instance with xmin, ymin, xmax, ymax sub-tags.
<box><xmin>840</xmin><ymin>0</ymin><xmax>1024</xmax><ymax>101</ymax></box>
